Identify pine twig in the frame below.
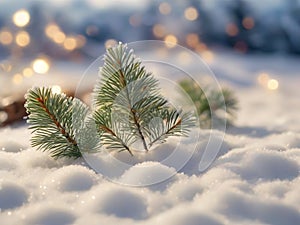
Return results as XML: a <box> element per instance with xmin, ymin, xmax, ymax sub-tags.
<box><xmin>25</xmin><ymin>87</ymin><xmax>89</xmax><ymax>159</ymax></box>
<box><xmin>179</xmin><ymin>78</ymin><xmax>238</xmax><ymax>128</ymax></box>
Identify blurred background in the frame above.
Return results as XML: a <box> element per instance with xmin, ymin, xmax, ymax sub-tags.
<box><xmin>0</xmin><ymin>0</ymin><xmax>300</xmax><ymax>127</ymax></box>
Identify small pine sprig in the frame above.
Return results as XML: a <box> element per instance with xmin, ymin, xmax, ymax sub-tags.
<box><xmin>179</xmin><ymin>79</ymin><xmax>238</xmax><ymax>128</ymax></box>
<box><xmin>93</xmin><ymin>43</ymin><xmax>195</xmax><ymax>154</ymax></box>
<box><xmin>25</xmin><ymin>87</ymin><xmax>89</xmax><ymax>159</ymax></box>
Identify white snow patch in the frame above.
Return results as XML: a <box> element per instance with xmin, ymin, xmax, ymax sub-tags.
<box><xmin>0</xmin><ymin>50</ymin><xmax>300</xmax><ymax>224</ymax></box>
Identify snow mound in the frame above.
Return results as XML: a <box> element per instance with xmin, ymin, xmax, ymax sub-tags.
<box><xmin>0</xmin><ymin>140</ymin><xmax>24</xmax><ymax>152</ymax></box>
<box><xmin>148</xmin><ymin>207</ymin><xmax>222</xmax><ymax>225</ymax></box>
<box><xmin>241</xmin><ymin>151</ymin><xmax>299</xmax><ymax>181</ymax></box>
<box><xmin>26</xmin><ymin>207</ymin><xmax>76</xmax><ymax>225</ymax></box>
<box><xmin>92</xmin><ymin>186</ymin><xmax>147</xmax><ymax>220</ymax></box>
<box><xmin>47</xmin><ymin>165</ymin><xmax>97</xmax><ymax>192</ymax></box>
<box><xmin>119</xmin><ymin>161</ymin><xmax>177</xmax><ymax>188</ymax></box>
<box><xmin>213</xmin><ymin>191</ymin><xmax>300</xmax><ymax>225</ymax></box>
<box><xmin>0</xmin><ymin>153</ymin><xmax>17</xmax><ymax>171</ymax></box>
<box><xmin>0</xmin><ymin>182</ymin><xmax>28</xmax><ymax>210</ymax></box>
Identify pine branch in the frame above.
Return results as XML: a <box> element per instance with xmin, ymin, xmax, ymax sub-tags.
<box><xmin>25</xmin><ymin>87</ymin><xmax>89</xmax><ymax>158</ymax></box>
<box><xmin>179</xmin><ymin>79</ymin><xmax>238</xmax><ymax>128</ymax></box>
<box><xmin>93</xmin><ymin>43</ymin><xmax>195</xmax><ymax>154</ymax></box>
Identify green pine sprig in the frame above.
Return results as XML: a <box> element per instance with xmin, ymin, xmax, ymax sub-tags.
<box><xmin>25</xmin><ymin>43</ymin><xmax>197</xmax><ymax>159</ymax></box>
<box><xmin>179</xmin><ymin>79</ymin><xmax>238</xmax><ymax>128</ymax></box>
<box><xmin>25</xmin><ymin>87</ymin><xmax>89</xmax><ymax>158</ymax></box>
<box><xmin>93</xmin><ymin>43</ymin><xmax>195</xmax><ymax>154</ymax></box>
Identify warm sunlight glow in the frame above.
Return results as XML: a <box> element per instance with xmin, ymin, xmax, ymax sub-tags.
<box><xmin>201</xmin><ymin>50</ymin><xmax>214</xmax><ymax>63</ymax></box>
<box><xmin>13</xmin><ymin>73</ymin><xmax>23</xmax><ymax>84</ymax></box>
<box><xmin>159</xmin><ymin>2</ymin><xmax>172</xmax><ymax>15</ymax></box>
<box><xmin>267</xmin><ymin>79</ymin><xmax>279</xmax><ymax>90</ymax></box>
<box><xmin>0</xmin><ymin>30</ymin><xmax>13</xmax><ymax>45</ymax></box>
<box><xmin>13</xmin><ymin>9</ymin><xmax>30</xmax><ymax>27</ymax></box>
<box><xmin>45</xmin><ymin>23</ymin><xmax>60</xmax><ymax>38</ymax></box>
<box><xmin>184</xmin><ymin>7</ymin><xmax>198</xmax><ymax>21</ymax></box>
<box><xmin>105</xmin><ymin>39</ymin><xmax>117</xmax><ymax>49</ymax></box>
<box><xmin>23</xmin><ymin>68</ymin><xmax>33</xmax><ymax>77</ymax></box>
<box><xmin>152</xmin><ymin>24</ymin><xmax>166</xmax><ymax>38</ymax></box>
<box><xmin>186</xmin><ymin>33</ymin><xmax>199</xmax><ymax>48</ymax></box>
<box><xmin>76</xmin><ymin>35</ymin><xmax>86</xmax><ymax>48</ymax></box>
<box><xmin>32</xmin><ymin>58</ymin><xmax>50</xmax><ymax>74</ymax></box>
<box><xmin>164</xmin><ymin>35</ymin><xmax>177</xmax><ymax>48</ymax></box>
<box><xmin>53</xmin><ymin>32</ymin><xmax>66</xmax><ymax>44</ymax></box>
<box><xmin>15</xmin><ymin>31</ymin><xmax>30</xmax><ymax>47</ymax></box>
<box><xmin>242</xmin><ymin>17</ymin><xmax>255</xmax><ymax>30</ymax></box>
<box><xmin>226</xmin><ymin>23</ymin><xmax>239</xmax><ymax>36</ymax></box>
<box><xmin>257</xmin><ymin>73</ymin><xmax>270</xmax><ymax>85</ymax></box>
<box><xmin>63</xmin><ymin>37</ymin><xmax>77</xmax><ymax>51</ymax></box>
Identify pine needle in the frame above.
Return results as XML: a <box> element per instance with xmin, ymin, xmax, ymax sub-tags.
<box><xmin>25</xmin><ymin>87</ymin><xmax>89</xmax><ymax>159</ymax></box>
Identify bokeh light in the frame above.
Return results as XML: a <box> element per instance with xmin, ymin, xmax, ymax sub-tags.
<box><xmin>23</xmin><ymin>68</ymin><xmax>34</xmax><ymax>77</ymax></box>
<box><xmin>13</xmin><ymin>73</ymin><xmax>23</xmax><ymax>84</ymax></box>
<box><xmin>159</xmin><ymin>2</ymin><xmax>172</xmax><ymax>15</ymax></box>
<box><xmin>164</xmin><ymin>35</ymin><xmax>177</xmax><ymax>48</ymax></box>
<box><xmin>226</xmin><ymin>23</ymin><xmax>239</xmax><ymax>36</ymax></box>
<box><xmin>184</xmin><ymin>7</ymin><xmax>198</xmax><ymax>21</ymax></box>
<box><xmin>200</xmin><ymin>50</ymin><xmax>214</xmax><ymax>63</ymax></box>
<box><xmin>186</xmin><ymin>33</ymin><xmax>199</xmax><ymax>48</ymax></box>
<box><xmin>53</xmin><ymin>32</ymin><xmax>66</xmax><ymax>44</ymax></box>
<box><xmin>15</xmin><ymin>31</ymin><xmax>30</xmax><ymax>47</ymax></box>
<box><xmin>267</xmin><ymin>79</ymin><xmax>279</xmax><ymax>90</ymax></box>
<box><xmin>152</xmin><ymin>24</ymin><xmax>167</xmax><ymax>38</ymax></box>
<box><xmin>0</xmin><ymin>29</ymin><xmax>13</xmax><ymax>45</ymax></box>
<box><xmin>129</xmin><ymin>14</ymin><xmax>142</xmax><ymax>27</ymax></box>
<box><xmin>45</xmin><ymin>23</ymin><xmax>60</xmax><ymax>38</ymax></box>
<box><xmin>63</xmin><ymin>37</ymin><xmax>77</xmax><ymax>51</ymax></box>
<box><xmin>105</xmin><ymin>39</ymin><xmax>117</xmax><ymax>49</ymax></box>
<box><xmin>13</xmin><ymin>9</ymin><xmax>30</xmax><ymax>27</ymax></box>
<box><xmin>257</xmin><ymin>72</ymin><xmax>270</xmax><ymax>86</ymax></box>
<box><xmin>242</xmin><ymin>17</ymin><xmax>255</xmax><ymax>30</ymax></box>
<box><xmin>32</xmin><ymin>58</ymin><xmax>50</xmax><ymax>74</ymax></box>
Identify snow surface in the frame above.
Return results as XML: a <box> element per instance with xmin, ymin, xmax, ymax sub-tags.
<box><xmin>0</xmin><ymin>51</ymin><xmax>300</xmax><ymax>224</ymax></box>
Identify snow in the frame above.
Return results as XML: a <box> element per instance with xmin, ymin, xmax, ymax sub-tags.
<box><xmin>1</xmin><ymin>50</ymin><xmax>300</xmax><ymax>224</ymax></box>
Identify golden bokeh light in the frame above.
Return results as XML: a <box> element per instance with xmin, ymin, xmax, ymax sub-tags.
<box><xmin>15</xmin><ymin>31</ymin><xmax>30</xmax><ymax>47</ymax></box>
<box><xmin>13</xmin><ymin>73</ymin><xmax>23</xmax><ymax>84</ymax></box>
<box><xmin>226</xmin><ymin>23</ymin><xmax>239</xmax><ymax>36</ymax></box>
<box><xmin>201</xmin><ymin>50</ymin><xmax>214</xmax><ymax>63</ymax></box>
<box><xmin>257</xmin><ymin>72</ymin><xmax>270</xmax><ymax>85</ymax></box>
<box><xmin>195</xmin><ymin>43</ymin><xmax>207</xmax><ymax>53</ymax></box>
<box><xmin>0</xmin><ymin>30</ymin><xmax>13</xmax><ymax>45</ymax></box>
<box><xmin>23</xmin><ymin>67</ymin><xmax>33</xmax><ymax>77</ymax></box>
<box><xmin>242</xmin><ymin>17</ymin><xmax>255</xmax><ymax>30</ymax></box>
<box><xmin>184</xmin><ymin>7</ymin><xmax>198</xmax><ymax>21</ymax></box>
<box><xmin>152</xmin><ymin>24</ymin><xmax>166</xmax><ymax>38</ymax></box>
<box><xmin>105</xmin><ymin>39</ymin><xmax>117</xmax><ymax>49</ymax></box>
<box><xmin>51</xmin><ymin>85</ymin><xmax>62</xmax><ymax>94</ymax></box>
<box><xmin>63</xmin><ymin>37</ymin><xmax>77</xmax><ymax>51</ymax></box>
<box><xmin>32</xmin><ymin>58</ymin><xmax>50</xmax><ymax>74</ymax></box>
<box><xmin>186</xmin><ymin>33</ymin><xmax>199</xmax><ymax>48</ymax></box>
<box><xmin>13</xmin><ymin>9</ymin><xmax>30</xmax><ymax>27</ymax></box>
<box><xmin>159</xmin><ymin>2</ymin><xmax>172</xmax><ymax>15</ymax></box>
<box><xmin>164</xmin><ymin>35</ymin><xmax>177</xmax><ymax>48</ymax></box>
<box><xmin>53</xmin><ymin>32</ymin><xmax>66</xmax><ymax>44</ymax></box>
<box><xmin>129</xmin><ymin>14</ymin><xmax>142</xmax><ymax>27</ymax></box>
<box><xmin>76</xmin><ymin>35</ymin><xmax>86</xmax><ymax>48</ymax></box>
<box><xmin>267</xmin><ymin>79</ymin><xmax>279</xmax><ymax>90</ymax></box>
<box><xmin>45</xmin><ymin>23</ymin><xmax>60</xmax><ymax>38</ymax></box>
